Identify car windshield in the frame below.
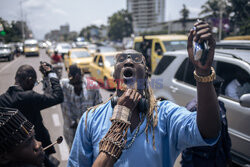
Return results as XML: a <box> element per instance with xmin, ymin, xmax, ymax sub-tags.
<box><xmin>105</xmin><ymin>56</ymin><xmax>115</xmax><ymax>67</ymax></box>
<box><xmin>25</xmin><ymin>44</ymin><xmax>37</xmax><ymax>47</ymax></box>
<box><xmin>62</xmin><ymin>45</ymin><xmax>71</xmax><ymax>49</ymax></box>
<box><xmin>0</xmin><ymin>46</ymin><xmax>10</xmax><ymax>50</ymax></box>
<box><xmin>98</xmin><ymin>46</ymin><xmax>116</xmax><ymax>53</ymax></box>
<box><xmin>163</xmin><ymin>40</ymin><xmax>187</xmax><ymax>51</ymax></box>
<box><xmin>71</xmin><ymin>51</ymin><xmax>91</xmax><ymax>58</ymax></box>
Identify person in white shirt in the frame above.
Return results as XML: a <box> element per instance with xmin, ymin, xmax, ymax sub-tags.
<box><xmin>225</xmin><ymin>72</ymin><xmax>250</xmax><ymax>100</ymax></box>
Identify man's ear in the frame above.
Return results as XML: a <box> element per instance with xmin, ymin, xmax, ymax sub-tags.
<box><xmin>0</xmin><ymin>154</ymin><xmax>11</xmax><ymax>165</ymax></box>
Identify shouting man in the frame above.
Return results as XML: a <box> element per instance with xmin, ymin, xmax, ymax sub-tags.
<box><xmin>68</xmin><ymin>21</ymin><xmax>221</xmax><ymax>167</ymax></box>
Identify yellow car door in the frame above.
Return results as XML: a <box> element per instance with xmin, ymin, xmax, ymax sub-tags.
<box><xmin>96</xmin><ymin>55</ymin><xmax>104</xmax><ymax>83</ymax></box>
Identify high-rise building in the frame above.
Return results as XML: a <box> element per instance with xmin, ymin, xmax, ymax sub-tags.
<box><xmin>60</xmin><ymin>24</ymin><xmax>70</xmax><ymax>35</ymax></box>
<box><xmin>127</xmin><ymin>0</ymin><xmax>165</xmax><ymax>34</ymax></box>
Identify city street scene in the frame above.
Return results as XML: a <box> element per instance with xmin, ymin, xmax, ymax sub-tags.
<box><xmin>0</xmin><ymin>0</ymin><xmax>249</xmax><ymax>167</ymax></box>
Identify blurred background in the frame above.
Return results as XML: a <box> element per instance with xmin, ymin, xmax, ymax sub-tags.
<box><xmin>0</xmin><ymin>0</ymin><xmax>249</xmax><ymax>167</ymax></box>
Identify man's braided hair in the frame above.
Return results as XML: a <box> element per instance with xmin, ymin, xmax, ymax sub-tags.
<box><xmin>85</xmin><ymin>50</ymin><xmax>159</xmax><ymax>149</ymax></box>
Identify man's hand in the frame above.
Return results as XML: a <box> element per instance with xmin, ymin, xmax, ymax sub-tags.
<box><xmin>39</xmin><ymin>61</ymin><xmax>53</xmax><ymax>76</ymax></box>
<box><xmin>187</xmin><ymin>21</ymin><xmax>216</xmax><ymax>76</ymax></box>
<box><xmin>117</xmin><ymin>89</ymin><xmax>142</xmax><ymax>111</ymax></box>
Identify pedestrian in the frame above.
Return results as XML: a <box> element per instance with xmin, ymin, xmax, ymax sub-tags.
<box><xmin>68</xmin><ymin>21</ymin><xmax>221</xmax><ymax>167</ymax></box>
<box><xmin>0</xmin><ymin>62</ymin><xmax>63</xmax><ymax>167</ymax></box>
<box><xmin>0</xmin><ymin>107</ymin><xmax>45</xmax><ymax>167</ymax></box>
<box><xmin>181</xmin><ymin>76</ymin><xmax>232</xmax><ymax>167</ymax></box>
<box><xmin>60</xmin><ymin>64</ymin><xmax>102</xmax><ymax>149</ymax></box>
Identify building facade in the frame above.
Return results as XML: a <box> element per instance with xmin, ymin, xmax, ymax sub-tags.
<box><xmin>127</xmin><ymin>0</ymin><xmax>165</xmax><ymax>34</ymax></box>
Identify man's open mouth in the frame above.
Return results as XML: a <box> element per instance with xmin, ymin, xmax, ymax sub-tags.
<box><xmin>123</xmin><ymin>68</ymin><xmax>135</xmax><ymax>84</ymax></box>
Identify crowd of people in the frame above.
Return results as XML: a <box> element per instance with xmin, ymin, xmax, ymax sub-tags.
<box><xmin>0</xmin><ymin>21</ymin><xmax>233</xmax><ymax>167</ymax></box>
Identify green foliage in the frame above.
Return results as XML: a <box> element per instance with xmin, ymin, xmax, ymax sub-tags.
<box><xmin>0</xmin><ymin>17</ymin><xmax>31</xmax><ymax>43</ymax></box>
<box><xmin>79</xmin><ymin>25</ymin><xmax>99</xmax><ymax>41</ymax></box>
<box><xmin>107</xmin><ymin>9</ymin><xmax>133</xmax><ymax>41</ymax></box>
<box><xmin>200</xmin><ymin>0</ymin><xmax>250</xmax><ymax>35</ymax></box>
<box><xmin>228</xmin><ymin>0</ymin><xmax>250</xmax><ymax>35</ymax></box>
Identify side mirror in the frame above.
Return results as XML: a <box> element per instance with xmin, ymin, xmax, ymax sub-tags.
<box><xmin>240</xmin><ymin>93</ymin><xmax>250</xmax><ymax>108</ymax></box>
<box><xmin>98</xmin><ymin>62</ymin><xmax>103</xmax><ymax>67</ymax></box>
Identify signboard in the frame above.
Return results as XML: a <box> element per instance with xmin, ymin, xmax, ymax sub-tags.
<box><xmin>0</xmin><ymin>23</ymin><xmax>6</xmax><ymax>36</ymax></box>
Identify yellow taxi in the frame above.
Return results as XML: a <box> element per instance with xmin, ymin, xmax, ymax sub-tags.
<box><xmin>89</xmin><ymin>52</ymin><xmax>119</xmax><ymax>89</ymax></box>
<box><xmin>133</xmin><ymin>34</ymin><xmax>187</xmax><ymax>73</ymax></box>
<box><xmin>24</xmin><ymin>39</ymin><xmax>39</xmax><ymax>57</ymax></box>
<box><xmin>64</xmin><ymin>48</ymin><xmax>92</xmax><ymax>72</ymax></box>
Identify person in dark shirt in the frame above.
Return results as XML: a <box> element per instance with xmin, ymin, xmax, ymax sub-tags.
<box><xmin>0</xmin><ymin>63</ymin><xmax>63</xmax><ymax>167</ymax></box>
<box><xmin>181</xmin><ymin>75</ymin><xmax>232</xmax><ymax>167</ymax></box>
<box><xmin>0</xmin><ymin>107</ymin><xmax>45</xmax><ymax>167</ymax></box>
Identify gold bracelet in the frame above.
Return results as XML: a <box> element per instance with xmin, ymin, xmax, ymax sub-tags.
<box><xmin>193</xmin><ymin>67</ymin><xmax>216</xmax><ymax>83</ymax></box>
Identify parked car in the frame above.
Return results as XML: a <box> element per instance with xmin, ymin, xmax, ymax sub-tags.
<box><xmin>56</xmin><ymin>43</ymin><xmax>71</xmax><ymax>59</ymax></box>
<box><xmin>64</xmin><ymin>48</ymin><xmax>92</xmax><ymax>72</ymax></box>
<box><xmin>133</xmin><ymin>34</ymin><xmax>188</xmax><ymax>73</ymax></box>
<box><xmin>216</xmin><ymin>40</ymin><xmax>250</xmax><ymax>50</ymax></box>
<box><xmin>151</xmin><ymin>49</ymin><xmax>250</xmax><ymax>166</ymax></box>
<box><xmin>0</xmin><ymin>44</ymin><xmax>14</xmax><ymax>61</ymax></box>
<box><xmin>89</xmin><ymin>52</ymin><xmax>119</xmax><ymax>89</ymax></box>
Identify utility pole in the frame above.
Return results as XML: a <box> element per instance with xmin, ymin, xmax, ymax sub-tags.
<box><xmin>218</xmin><ymin>0</ymin><xmax>225</xmax><ymax>41</ymax></box>
<box><xmin>20</xmin><ymin>0</ymin><xmax>25</xmax><ymax>41</ymax></box>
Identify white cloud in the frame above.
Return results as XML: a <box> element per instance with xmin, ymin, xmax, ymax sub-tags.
<box><xmin>53</xmin><ymin>8</ymin><xmax>68</xmax><ymax>16</ymax></box>
<box><xmin>91</xmin><ymin>19</ymin><xmax>106</xmax><ymax>26</ymax></box>
<box><xmin>187</xmin><ymin>7</ymin><xmax>202</xmax><ymax>18</ymax></box>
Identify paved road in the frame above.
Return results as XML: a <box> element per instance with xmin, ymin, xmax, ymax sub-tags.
<box><xmin>0</xmin><ymin>49</ymin><xmax>181</xmax><ymax>167</ymax></box>
<box><xmin>0</xmin><ymin>49</ymin><xmax>114</xmax><ymax>167</ymax></box>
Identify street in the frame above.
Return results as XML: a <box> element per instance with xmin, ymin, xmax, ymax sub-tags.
<box><xmin>0</xmin><ymin>49</ymin><xmax>114</xmax><ymax>167</ymax></box>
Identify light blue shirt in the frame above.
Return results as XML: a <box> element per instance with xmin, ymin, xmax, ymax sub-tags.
<box><xmin>68</xmin><ymin>100</ymin><xmax>218</xmax><ymax>167</ymax></box>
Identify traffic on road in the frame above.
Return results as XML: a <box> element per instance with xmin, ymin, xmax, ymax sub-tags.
<box><xmin>0</xmin><ymin>1</ymin><xmax>250</xmax><ymax>167</ymax></box>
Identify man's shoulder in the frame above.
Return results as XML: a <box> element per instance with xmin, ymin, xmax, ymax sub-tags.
<box><xmin>157</xmin><ymin>100</ymin><xmax>181</xmax><ymax>110</ymax></box>
<box><xmin>82</xmin><ymin>101</ymin><xmax>112</xmax><ymax>122</ymax></box>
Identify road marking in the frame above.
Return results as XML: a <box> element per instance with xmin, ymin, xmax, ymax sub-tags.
<box><xmin>58</xmin><ymin>139</ymin><xmax>69</xmax><ymax>161</ymax></box>
<box><xmin>0</xmin><ymin>56</ymin><xmax>24</xmax><ymax>73</ymax></box>
<box><xmin>52</xmin><ymin>113</ymin><xmax>61</xmax><ymax>127</ymax></box>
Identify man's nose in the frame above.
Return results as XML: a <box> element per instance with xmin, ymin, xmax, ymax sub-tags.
<box><xmin>124</xmin><ymin>58</ymin><xmax>134</xmax><ymax>68</ymax></box>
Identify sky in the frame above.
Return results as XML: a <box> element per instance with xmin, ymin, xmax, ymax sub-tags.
<box><xmin>0</xmin><ymin>0</ymin><xmax>206</xmax><ymax>39</ymax></box>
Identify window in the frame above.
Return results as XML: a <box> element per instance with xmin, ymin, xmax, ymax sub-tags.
<box><xmin>215</xmin><ymin>61</ymin><xmax>250</xmax><ymax>100</ymax></box>
<box><xmin>163</xmin><ymin>40</ymin><xmax>187</xmax><ymax>51</ymax></box>
<box><xmin>134</xmin><ymin>42</ymin><xmax>142</xmax><ymax>52</ymax></box>
<box><xmin>175</xmin><ymin>58</ymin><xmax>196</xmax><ymax>86</ymax></box>
<box><xmin>154</xmin><ymin>56</ymin><xmax>176</xmax><ymax>75</ymax></box>
<box><xmin>154</xmin><ymin>42</ymin><xmax>162</xmax><ymax>52</ymax></box>
<box><xmin>93</xmin><ymin>55</ymin><xmax>98</xmax><ymax>63</ymax></box>
<box><xmin>98</xmin><ymin>56</ymin><xmax>103</xmax><ymax>63</ymax></box>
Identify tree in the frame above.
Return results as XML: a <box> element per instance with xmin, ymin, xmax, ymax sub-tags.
<box><xmin>227</xmin><ymin>0</ymin><xmax>250</xmax><ymax>35</ymax></box>
<box><xmin>107</xmin><ymin>9</ymin><xmax>133</xmax><ymax>41</ymax></box>
<box><xmin>180</xmin><ymin>4</ymin><xmax>190</xmax><ymax>31</ymax></box>
<box><xmin>0</xmin><ymin>17</ymin><xmax>32</xmax><ymax>43</ymax></box>
<box><xmin>79</xmin><ymin>25</ymin><xmax>99</xmax><ymax>41</ymax></box>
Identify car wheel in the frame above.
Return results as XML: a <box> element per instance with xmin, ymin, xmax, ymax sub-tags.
<box><xmin>8</xmin><ymin>55</ymin><xmax>12</xmax><ymax>61</ymax></box>
<box><xmin>104</xmin><ymin>77</ymin><xmax>110</xmax><ymax>89</ymax></box>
